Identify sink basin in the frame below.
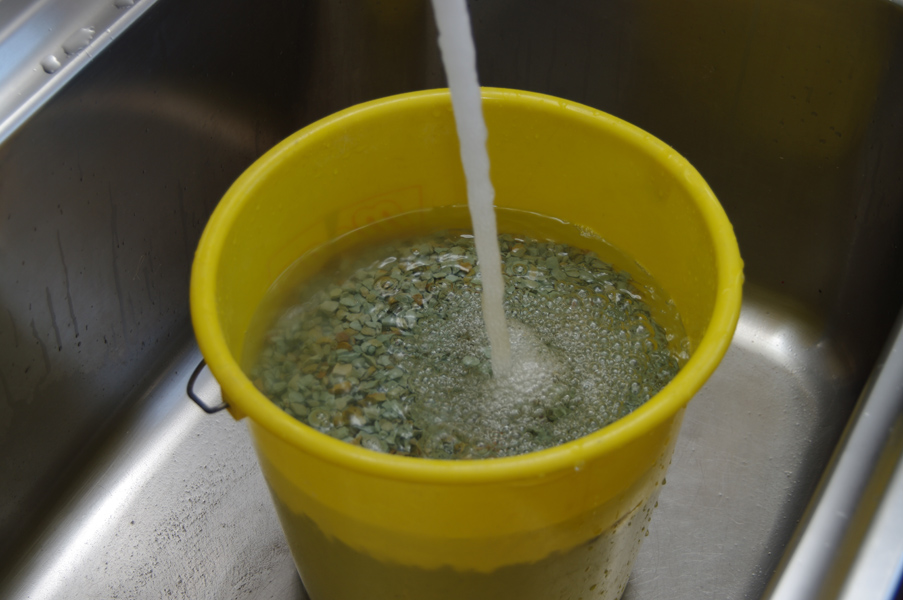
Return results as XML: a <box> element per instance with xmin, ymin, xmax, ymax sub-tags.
<box><xmin>1</xmin><ymin>0</ymin><xmax>901</xmax><ymax>598</ymax></box>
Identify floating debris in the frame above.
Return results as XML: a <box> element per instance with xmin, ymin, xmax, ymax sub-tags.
<box><xmin>250</xmin><ymin>227</ymin><xmax>686</xmax><ymax>459</ymax></box>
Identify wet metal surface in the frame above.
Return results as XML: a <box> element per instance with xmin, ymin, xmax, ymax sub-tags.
<box><xmin>628</xmin><ymin>295</ymin><xmax>855</xmax><ymax>600</ymax></box>
<box><xmin>0</xmin><ymin>0</ymin><xmax>159</xmax><ymax>143</ymax></box>
<box><xmin>1</xmin><ymin>0</ymin><xmax>902</xmax><ymax>597</ymax></box>
<box><xmin>766</xmin><ymin>309</ymin><xmax>903</xmax><ymax>600</ymax></box>
<box><xmin>0</xmin><ymin>291</ymin><xmax>860</xmax><ymax>600</ymax></box>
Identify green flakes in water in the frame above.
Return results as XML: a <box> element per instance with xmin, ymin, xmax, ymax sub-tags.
<box><xmin>250</xmin><ymin>227</ymin><xmax>687</xmax><ymax>460</ymax></box>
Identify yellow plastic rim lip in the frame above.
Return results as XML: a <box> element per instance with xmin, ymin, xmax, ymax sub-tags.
<box><xmin>190</xmin><ymin>87</ymin><xmax>744</xmax><ymax>485</ymax></box>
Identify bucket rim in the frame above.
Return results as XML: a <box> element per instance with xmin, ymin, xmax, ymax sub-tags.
<box><xmin>190</xmin><ymin>87</ymin><xmax>743</xmax><ymax>484</ymax></box>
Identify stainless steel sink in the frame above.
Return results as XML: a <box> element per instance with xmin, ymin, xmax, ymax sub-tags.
<box><xmin>1</xmin><ymin>0</ymin><xmax>901</xmax><ymax>599</ymax></box>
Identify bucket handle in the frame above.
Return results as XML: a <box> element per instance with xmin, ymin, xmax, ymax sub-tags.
<box><xmin>187</xmin><ymin>359</ymin><xmax>229</xmax><ymax>414</ymax></box>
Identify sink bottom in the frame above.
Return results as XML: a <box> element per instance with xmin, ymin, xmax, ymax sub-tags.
<box><xmin>0</xmin><ymin>287</ymin><xmax>853</xmax><ymax>600</ymax></box>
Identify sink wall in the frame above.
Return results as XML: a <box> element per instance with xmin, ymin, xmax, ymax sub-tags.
<box><xmin>0</xmin><ymin>0</ymin><xmax>311</xmax><ymax>561</ymax></box>
<box><xmin>1</xmin><ymin>0</ymin><xmax>902</xmax><ymax>572</ymax></box>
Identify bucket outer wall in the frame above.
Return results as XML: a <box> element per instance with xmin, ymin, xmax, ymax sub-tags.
<box><xmin>189</xmin><ymin>88</ymin><xmax>744</xmax><ymax>573</ymax></box>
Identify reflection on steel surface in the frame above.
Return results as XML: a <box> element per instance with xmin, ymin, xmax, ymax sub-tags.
<box><xmin>0</xmin><ymin>0</ymin><xmax>902</xmax><ymax>598</ymax></box>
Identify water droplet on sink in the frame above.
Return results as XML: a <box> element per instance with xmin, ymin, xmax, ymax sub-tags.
<box><xmin>41</xmin><ymin>55</ymin><xmax>62</xmax><ymax>74</ymax></box>
<box><xmin>114</xmin><ymin>0</ymin><xmax>135</xmax><ymax>7</ymax></box>
<box><xmin>63</xmin><ymin>27</ymin><xmax>96</xmax><ymax>55</ymax></box>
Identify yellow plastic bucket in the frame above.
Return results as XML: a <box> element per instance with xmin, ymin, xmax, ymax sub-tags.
<box><xmin>190</xmin><ymin>88</ymin><xmax>743</xmax><ymax>599</ymax></box>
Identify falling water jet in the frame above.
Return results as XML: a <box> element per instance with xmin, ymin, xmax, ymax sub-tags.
<box><xmin>430</xmin><ymin>0</ymin><xmax>512</xmax><ymax>377</ymax></box>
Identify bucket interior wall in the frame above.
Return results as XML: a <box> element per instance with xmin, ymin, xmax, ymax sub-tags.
<box><xmin>210</xmin><ymin>90</ymin><xmax>722</xmax><ymax>364</ymax></box>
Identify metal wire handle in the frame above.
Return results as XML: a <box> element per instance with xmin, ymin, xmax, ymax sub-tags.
<box><xmin>186</xmin><ymin>359</ymin><xmax>229</xmax><ymax>414</ymax></box>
